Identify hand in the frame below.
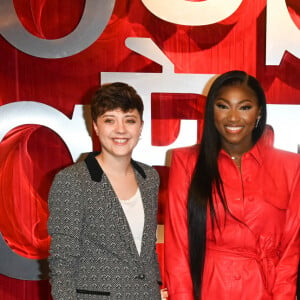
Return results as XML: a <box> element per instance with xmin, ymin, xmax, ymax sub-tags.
<box><xmin>161</xmin><ymin>288</ymin><xmax>168</xmax><ymax>300</ymax></box>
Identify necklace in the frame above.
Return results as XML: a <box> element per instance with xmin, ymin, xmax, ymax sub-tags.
<box><xmin>230</xmin><ymin>155</ymin><xmax>242</xmax><ymax>169</ymax></box>
<box><xmin>231</xmin><ymin>156</ymin><xmax>240</xmax><ymax>160</ymax></box>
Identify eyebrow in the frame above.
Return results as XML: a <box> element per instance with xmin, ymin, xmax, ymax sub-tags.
<box><xmin>215</xmin><ymin>98</ymin><xmax>254</xmax><ymax>103</ymax></box>
<box><xmin>101</xmin><ymin>113</ymin><xmax>138</xmax><ymax>118</ymax></box>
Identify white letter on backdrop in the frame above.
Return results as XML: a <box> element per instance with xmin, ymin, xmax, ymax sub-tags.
<box><xmin>0</xmin><ymin>102</ymin><xmax>92</xmax><ymax>162</ymax></box>
<box><xmin>0</xmin><ymin>0</ymin><xmax>115</xmax><ymax>58</ymax></box>
<box><xmin>266</xmin><ymin>0</ymin><xmax>300</xmax><ymax>65</ymax></box>
<box><xmin>141</xmin><ymin>0</ymin><xmax>243</xmax><ymax>25</ymax></box>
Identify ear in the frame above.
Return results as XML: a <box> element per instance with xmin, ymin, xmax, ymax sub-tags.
<box><xmin>93</xmin><ymin>121</ymin><xmax>99</xmax><ymax>136</ymax></box>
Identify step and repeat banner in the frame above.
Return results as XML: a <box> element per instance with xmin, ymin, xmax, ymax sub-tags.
<box><xmin>0</xmin><ymin>0</ymin><xmax>299</xmax><ymax>299</ymax></box>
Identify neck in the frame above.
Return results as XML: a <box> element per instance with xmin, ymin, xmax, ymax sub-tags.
<box><xmin>97</xmin><ymin>153</ymin><xmax>132</xmax><ymax>176</ymax></box>
<box><xmin>222</xmin><ymin>143</ymin><xmax>253</xmax><ymax>160</ymax></box>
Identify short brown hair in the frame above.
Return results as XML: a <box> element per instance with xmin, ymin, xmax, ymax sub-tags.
<box><xmin>91</xmin><ymin>82</ymin><xmax>144</xmax><ymax>122</ymax></box>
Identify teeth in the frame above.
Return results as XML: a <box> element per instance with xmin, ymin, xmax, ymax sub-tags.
<box><xmin>114</xmin><ymin>139</ymin><xmax>127</xmax><ymax>143</ymax></box>
<box><xmin>226</xmin><ymin>126</ymin><xmax>242</xmax><ymax>132</ymax></box>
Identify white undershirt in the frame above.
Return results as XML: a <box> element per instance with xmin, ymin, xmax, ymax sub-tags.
<box><xmin>119</xmin><ymin>189</ymin><xmax>144</xmax><ymax>255</ymax></box>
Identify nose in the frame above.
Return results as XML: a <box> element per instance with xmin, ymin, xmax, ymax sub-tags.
<box><xmin>115</xmin><ymin>120</ymin><xmax>126</xmax><ymax>133</ymax></box>
<box><xmin>227</xmin><ymin>109</ymin><xmax>240</xmax><ymax>122</ymax></box>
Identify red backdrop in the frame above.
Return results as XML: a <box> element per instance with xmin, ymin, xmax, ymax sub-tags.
<box><xmin>0</xmin><ymin>0</ymin><xmax>299</xmax><ymax>299</ymax></box>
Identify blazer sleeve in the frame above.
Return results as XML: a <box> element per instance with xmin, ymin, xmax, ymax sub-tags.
<box><xmin>47</xmin><ymin>169</ymin><xmax>83</xmax><ymax>300</ymax></box>
<box><xmin>272</xmin><ymin>164</ymin><xmax>300</xmax><ymax>299</ymax></box>
<box><xmin>148</xmin><ymin>166</ymin><xmax>162</xmax><ymax>283</ymax></box>
<box><xmin>164</xmin><ymin>148</ymin><xmax>197</xmax><ymax>300</ymax></box>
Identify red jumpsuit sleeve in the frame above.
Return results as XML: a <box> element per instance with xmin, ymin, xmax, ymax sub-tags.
<box><xmin>164</xmin><ymin>148</ymin><xmax>197</xmax><ymax>300</ymax></box>
<box><xmin>272</xmin><ymin>167</ymin><xmax>300</xmax><ymax>299</ymax></box>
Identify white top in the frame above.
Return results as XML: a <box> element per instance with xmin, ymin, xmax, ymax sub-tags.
<box><xmin>119</xmin><ymin>189</ymin><xmax>144</xmax><ymax>255</ymax></box>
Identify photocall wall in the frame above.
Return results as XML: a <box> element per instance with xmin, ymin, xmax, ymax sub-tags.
<box><xmin>0</xmin><ymin>0</ymin><xmax>299</xmax><ymax>299</ymax></box>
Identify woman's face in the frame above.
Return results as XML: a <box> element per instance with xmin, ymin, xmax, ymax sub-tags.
<box><xmin>93</xmin><ymin>108</ymin><xmax>143</xmax><ymax>159</ymax></box>
<box><xmin>213</xmin><ymin>84</ymin><xmax>261</xmax><ymax>155</ymax></box>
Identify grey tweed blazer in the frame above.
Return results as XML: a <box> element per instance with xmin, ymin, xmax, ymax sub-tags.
<box><xmin>48</xmin><ymin>152</ymin><xmax>161</xmax><ymax>300</ymax></box>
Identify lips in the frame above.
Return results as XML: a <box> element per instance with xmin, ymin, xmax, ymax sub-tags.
<box><xmin>225</xmin><ymin>126</ymin><xmax>243</xmax><ymax>134</ymax></box>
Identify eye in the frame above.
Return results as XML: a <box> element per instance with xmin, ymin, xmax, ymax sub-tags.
<box><xmin>126</xmin><ymin>118</ymin><xmax>137</xmax><ymax>124</ymax></box>
<box><xmin>240</xmin><ymin>105</ymin><xmax>252</xmax><ymax>110</ymax></box>
<box><xmin>103</xmin><ymin>118</ymin><xmax>114</xmax><ymax>123</ymax></box>
<box><xmin>215</xmin><ymin>103</ymin><xmax>228</xmax><ymax>109</ymax></box>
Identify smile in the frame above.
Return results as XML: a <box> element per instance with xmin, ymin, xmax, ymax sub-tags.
<box><xmin>225</xmin><ymin>126</ymin><xmax>243</xmax><ymax>133</ymax></box>
<box><xmin>113</xmin><ymin>138</ymin><xmax>128</xmax><ymax>144</ymax></box>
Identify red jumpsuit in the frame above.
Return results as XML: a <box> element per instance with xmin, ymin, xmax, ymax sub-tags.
<box><xmin>165</xmin><ymin>128</ymin><xmax>300</xmax><ymax>299</ymax></box>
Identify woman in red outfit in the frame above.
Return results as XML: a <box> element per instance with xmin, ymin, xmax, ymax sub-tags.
<box><xmin>165</xmin><ymin>70</ymin><xmax>300</xmax><ymax>300</ymax></box>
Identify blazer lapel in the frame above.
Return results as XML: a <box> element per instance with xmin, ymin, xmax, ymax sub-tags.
<box><xmin>136</xmin><ymin>170</ymin><xmax>154</xmax><ymax>262</ymax></box>
<box><xmin>103</xmin><ymin>173</ymin><xmax>141</xmax><ymax>263</ymax></box>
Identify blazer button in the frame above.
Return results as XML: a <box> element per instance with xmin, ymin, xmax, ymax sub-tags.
<box><xmin>137</xmin><ymin>274</ymin><xmax>145</xmax><ymax>279</ymax></box>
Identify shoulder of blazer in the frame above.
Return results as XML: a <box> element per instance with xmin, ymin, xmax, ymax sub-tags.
<box><xmin>84</xmin><ymin>152</ymin><xmax>150</xmax><ymax>182</ymax></box>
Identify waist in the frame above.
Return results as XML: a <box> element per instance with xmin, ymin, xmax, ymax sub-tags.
<box><xmin>207</xmin><ymin>244</ymin><xmax>279</xmax><ymax>262</ymax></box>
